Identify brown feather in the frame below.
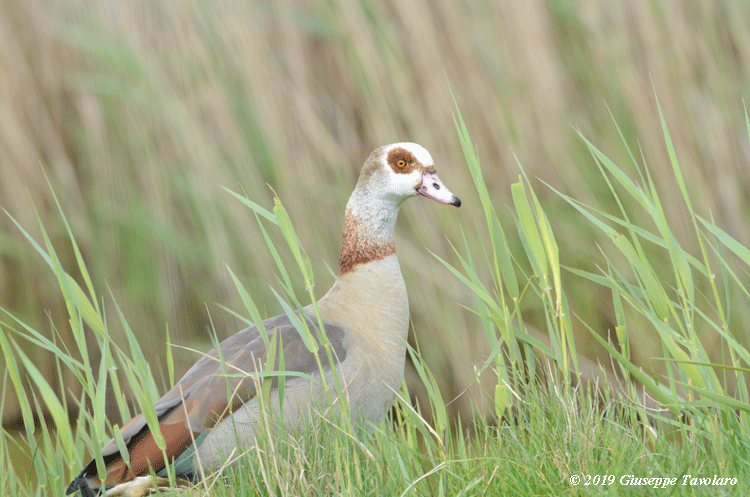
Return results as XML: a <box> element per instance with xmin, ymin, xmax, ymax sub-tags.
<box><xmin>70</xmin><ymin>311</ymin><xmax>347</xmax><ymax>491</ymax></box>
<box><xmin>339</xmin><ymin>209</ymin><xmax>396</xmax><ymax>274</ymax></box>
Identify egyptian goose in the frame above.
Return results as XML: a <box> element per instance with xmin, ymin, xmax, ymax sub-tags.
<box><xmin>67</xmin><ymin>142</ymin><xmax>460</xmax><ymax>496</ymax></box>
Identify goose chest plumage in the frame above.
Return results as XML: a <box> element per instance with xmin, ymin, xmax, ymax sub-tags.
<box><xmin>67</xmin><ymin>142</ymin><xmax>461</xmax><ymax>496</ymax></box>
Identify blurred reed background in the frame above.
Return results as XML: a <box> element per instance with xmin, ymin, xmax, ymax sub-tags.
<box><xmin>1</xmin><ymin>0</ymin><xmax>749</xmax><ymax>429</ymax></box>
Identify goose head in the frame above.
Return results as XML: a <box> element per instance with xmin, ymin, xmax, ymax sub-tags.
<box><xmin>351</xmin><ymin>142</ymin><xmax>461</xmax><ymax>212</ymax></box>
<box><xmin>339</xmin><ymin>143</ymin><xmax>460</xmax><ymax>274</ymax></box>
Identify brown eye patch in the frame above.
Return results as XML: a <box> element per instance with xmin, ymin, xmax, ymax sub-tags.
<box><xmin>387</xmin><ymin>147</ymin><xmax>418</xmax><ymax>174</ymax></box>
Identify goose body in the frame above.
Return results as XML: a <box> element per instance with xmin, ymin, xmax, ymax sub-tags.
<box><xmin>67</xmin><ymin>143</ymin><xmax>460</xmax><ymax>496</ymax></box>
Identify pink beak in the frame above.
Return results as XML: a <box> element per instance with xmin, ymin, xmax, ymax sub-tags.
<box><xmin>417</xmin><ymin>170</ymin><xmax>461</xmax><ymax>207</ymax></box>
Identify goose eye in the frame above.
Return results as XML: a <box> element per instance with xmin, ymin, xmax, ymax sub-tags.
<box><xmin>397</xmin><ymin>160</ymin><xmax>406</xmax><ymax>168</ymax></box>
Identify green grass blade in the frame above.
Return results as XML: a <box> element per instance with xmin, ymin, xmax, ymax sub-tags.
<box><xmin>511</xmin><ymin>182</ymin><xmax>548</xmax><ymax>285</ymax></box>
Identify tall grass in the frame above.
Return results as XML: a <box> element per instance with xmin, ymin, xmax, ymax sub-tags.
<box><xmin>3</xmin><ymin>0</ymin><xmax>750</xmax><ymax>427</ymax></box>
<box><xmin>2</xmin><ymin>0</ymin><xmax>750</xmax><ymax>494</ymax></box>
<box><xmin>446</xmin><ymin>97</ymin><xmax>750</xmax><ymax>457</ymax></box>
<box><xmin>2</xmin><ymin>98</ymin><xmax>750</xmax><ymax>494</ymax></box>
